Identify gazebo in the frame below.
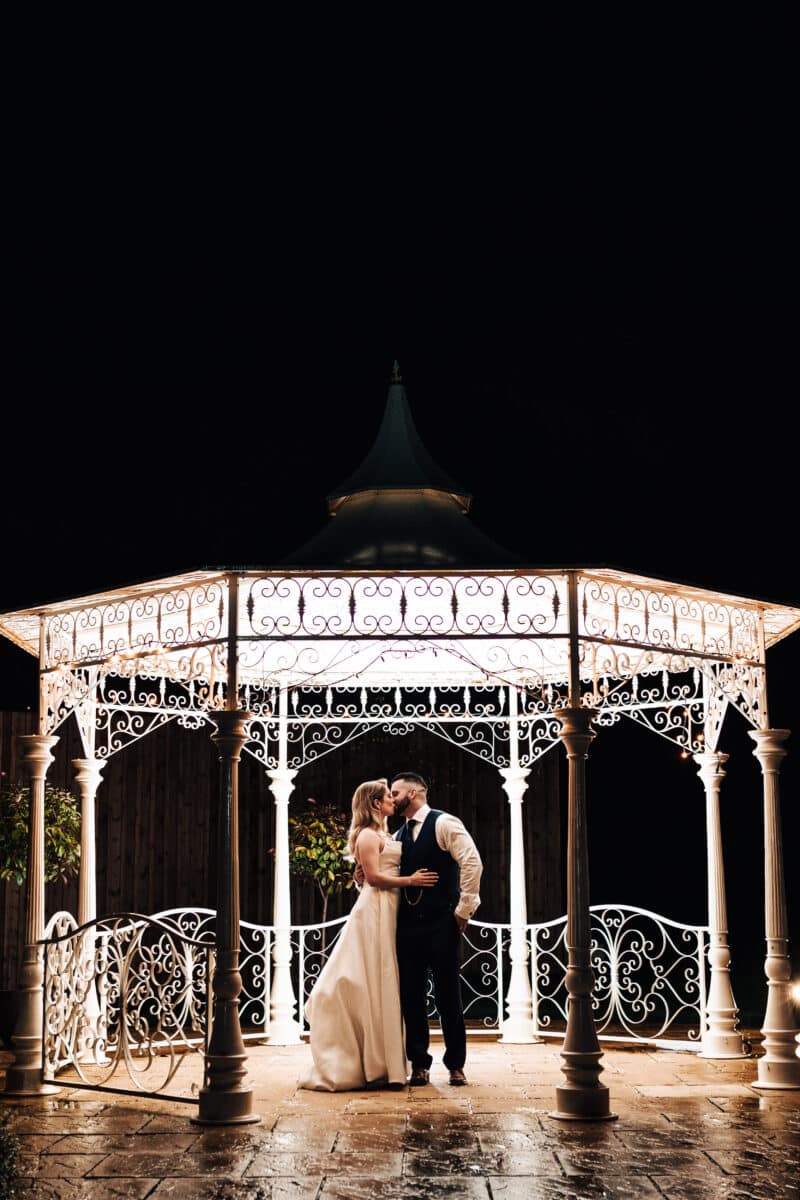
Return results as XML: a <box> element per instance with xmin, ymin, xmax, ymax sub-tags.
<box><xmin>1</xmin><ymin>364</ymin><xmax>798</xmax><ymax>1123</ymax></box>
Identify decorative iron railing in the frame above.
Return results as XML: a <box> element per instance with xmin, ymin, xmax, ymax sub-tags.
<box><xmin>148</xmin><ymin>907</ymin><xmax>270</xmax><ymax>1032</ymax></box>
<box><xmin>145</xmin><ymin>904</ymin><xmax>709</xmax><ymax>1048</ymax></box>
<box><xmin>41</xmin><ymin>912</ymin><xmax>214</xmax><ymax>1100</ymax></box>
<box><xmin>40</xmin><ymin>902</ymin><xmax>709</xmax><ymax>1097</ymax></box>
<box><xmin>531</xmin><ymin>905</ymin><xmax>708</xmax><ymax>1046</ymax></box>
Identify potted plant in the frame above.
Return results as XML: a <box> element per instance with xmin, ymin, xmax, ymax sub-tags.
<box><xmin>288</xmin><ymin>797</ymin><xmax>355</xmax><ymax>954</ymax></box>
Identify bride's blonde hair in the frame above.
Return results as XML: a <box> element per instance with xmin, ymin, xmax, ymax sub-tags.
<box><xmin>347</xmin><ymin>777</ymin><xmax>389</xmax><ymax>856</ymax></box>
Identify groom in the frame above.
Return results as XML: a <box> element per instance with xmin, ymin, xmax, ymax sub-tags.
<box><xmin>390</xmin><ymin>771</ymin><xmax>483</xmax><ymax>1087</ymax></box>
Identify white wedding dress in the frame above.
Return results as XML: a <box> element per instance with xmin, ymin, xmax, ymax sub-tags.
<box><xmin>299</xmin><ymin>838</ymin><xmax>408</xmax><ymax>1090</ymax></box>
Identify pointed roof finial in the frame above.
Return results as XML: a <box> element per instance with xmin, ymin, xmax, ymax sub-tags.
<box><xmin>324</xmin><ymin>364</ymin><xmax>472</xmax><ymax>516</ymax></box>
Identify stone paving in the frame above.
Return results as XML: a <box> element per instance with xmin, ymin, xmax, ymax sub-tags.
<box><xmin>2</xmin><ymin>1033</ymin><xmax>799</xmax><ymax>1198</ymax></box>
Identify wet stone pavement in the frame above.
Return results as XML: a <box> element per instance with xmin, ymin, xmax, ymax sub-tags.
<box><xmin>2</xmin><ymin>1035</ymin><xmax>799</xmax><ymax>1198</ymax></box>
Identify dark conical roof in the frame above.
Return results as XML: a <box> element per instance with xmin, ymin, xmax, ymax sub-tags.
<box><xmin>281</xmin><ymin>364</ymin><xmax>522</xmax><ymax>570</ymax></box>
<box><xmin>281</xmin><ymin>488</ymin><xmax>521</xmax><ymax>569</ymax></box>
<box><xmin>326</xmin><ymin>362</ymin><xmax>472</xmax><ymax>514</ymax></box>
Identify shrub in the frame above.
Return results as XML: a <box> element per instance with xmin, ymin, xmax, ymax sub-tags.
<box><xmin>289</xmin><ymin>798</ymin><xmax>355</xmax><ymax>930</ymax></box>
<box><xmin>0</xmin><ymin>781</ymin><xmax>81</xmax><ymax>885</ymax></box>
<box><xmin>0</xmin><ymin>1109</ymin><xmax>21</xmax><ymax>1199</ymax></box>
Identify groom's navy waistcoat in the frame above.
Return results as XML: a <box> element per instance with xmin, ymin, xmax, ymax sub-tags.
<box><xmin>396</xmin><ymin>809</ymin><xmax>459</xmax><ymax>925</ymax></box>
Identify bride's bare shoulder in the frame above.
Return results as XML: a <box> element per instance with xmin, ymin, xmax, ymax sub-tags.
<box><xmin>354</xmin><ymin>827</ymin><xmax>381</xmax><ymax>850</ymax></box>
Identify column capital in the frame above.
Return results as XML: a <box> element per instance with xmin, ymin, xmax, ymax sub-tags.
<box><xmin>209</xmin><ymin>710</ymin><xmax>253</xmax><ymax>762</ymax></box>
<box><xmin>554</xmin><ymin>706</ymin><xmax>597</xmax><ymax>756</ymax></box>
<box><xmin>267</xmin><ymin>767</ymin><xmax>299</xmax><ymax>788</ymax></box>
<box><xmin>17</xmin><ymin>734</ymin><xmax>59</xmax><ymax>778</ymax></box>
<box><xmin>71</xmin><ymin>757</ymin><xmax>106</xmax><ymax>787</ymax></box>
<box><xmin>211</xmin><ymin>708</ymin><xmax>253</xmax><ymax>734</ymax></box>
<box><xmin>267</xmin><ymin>768</ymin><xmax>299</xmax><ymax>806</ymax></box>
<box><xmin>499</xmin><ymin>765</ymin><xmax>530</xmax><ymax>801</ymax></box>
<box><xmin>749</xmin><ymin>728</ymin><xmax>790</xmax><ymax>771</ymax></box>
<box><xmin>693</xmin><ymin>751</ymin><xmax>729</xmax><ymax>787</ymax></box>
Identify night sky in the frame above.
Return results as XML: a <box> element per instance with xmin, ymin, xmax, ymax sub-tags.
<box><xmin>3</xmin><ymin>23</ymin><xmax>797</xmax><ymax>998</ymax></box>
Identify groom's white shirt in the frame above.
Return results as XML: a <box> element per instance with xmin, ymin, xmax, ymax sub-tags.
<box><xmin>399</xmin><ymin>802</ymin><xmax>483</xmax><ymax>922</ymax></box>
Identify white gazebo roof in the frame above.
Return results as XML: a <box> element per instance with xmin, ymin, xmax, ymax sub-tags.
<box><xmin>1</xmin><ymin>370</ymin><xmax>797</xmax><ymax>750</ymax></box>
<box><xmin>0</xmin><ymin>563</ymin><xmax>797</xmax><ymax>696</ymax></box>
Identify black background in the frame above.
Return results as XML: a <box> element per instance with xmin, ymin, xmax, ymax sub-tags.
<box><xmin>3</xmin><ymin>15</ymin><xmax>797</xmax><ymax>1005</ymax></box>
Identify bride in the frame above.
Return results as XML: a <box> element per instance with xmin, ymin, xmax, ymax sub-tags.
<box><xmin>299</xmin><ymin>777</ymin><xmax>438</xmax><ymax>1091</ymax></box>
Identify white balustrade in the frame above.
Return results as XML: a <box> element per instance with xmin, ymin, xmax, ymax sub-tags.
<box><xmin>44</xmin><ymin>904</ymin><xmax>710</xmax><ymax>1053</ymax></box>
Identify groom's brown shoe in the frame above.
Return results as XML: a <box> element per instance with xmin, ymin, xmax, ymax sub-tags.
<box><xmin>408</xmin><ymin>1067</ymin><xmax>430</xmax><ymax>1086</ymax></box>
<box><xmin>448</xmin><ymin>1068</ymin><xmax>467</xmax><ymax>1086</ymax></box>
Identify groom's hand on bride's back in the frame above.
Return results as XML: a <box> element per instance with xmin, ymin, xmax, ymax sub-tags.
<box><xmin>353</xmin><ymin>862</ymin><xmax>365</xmax><ymax>887</ymax></box>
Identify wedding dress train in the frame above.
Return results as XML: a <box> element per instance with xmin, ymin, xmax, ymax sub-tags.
<box><xmin>299</xmin><ymin>839</ymin><xmax>407</xmax><ymax>1090</ymax></box>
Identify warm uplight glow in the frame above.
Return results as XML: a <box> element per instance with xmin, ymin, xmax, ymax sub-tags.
<box><xmin>792</xmin><ymin>981</ymin><xmax>800</xmax><ymax>1005</ymax></box>
<box><xmin>2</xmin><ymin>567</ymin><xmax>799</xmax><ymax>719</ymax></box>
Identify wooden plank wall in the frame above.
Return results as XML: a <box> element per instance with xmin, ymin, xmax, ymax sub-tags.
<box><xmin>0</xmin><ymin>711</ymin><xmax>562</xmax><ymax>989</ymax></box>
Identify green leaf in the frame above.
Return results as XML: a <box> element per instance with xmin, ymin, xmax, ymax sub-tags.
<box><xmin>287</xmin><ymin>798</ymin><xmax>354</xmax><ymax>910</ymax></box>
<box><xmin>0</xmin><ymin>782</ymin><xmax>81</xmax><ymax>887</ymax></box>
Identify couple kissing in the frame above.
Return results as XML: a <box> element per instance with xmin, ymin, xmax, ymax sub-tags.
<box><xmin>299</xmin><ymin>771</ymin><xmax>483</xmax><ymax>1091</ymax></box>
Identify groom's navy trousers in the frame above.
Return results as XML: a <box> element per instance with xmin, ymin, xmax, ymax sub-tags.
<box><xmin>396</xmin><ymin>810</ymin><xmax>466</xmax><ymax>1071</ymax></box>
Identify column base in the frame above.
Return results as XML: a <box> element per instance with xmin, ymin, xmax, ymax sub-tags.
<box><xmin>753</xmin><ymin>1059</ymin><xmax>800</xmax><ymax>1090</ymax></box>
<box><xmin>3</xmin><ymin>1066</ymin><xmax>60</xmax><ymax>1097</ymax></box>
<box><xmin>699</xmin><ymin>1032</ymin><xmax>749</xmax><ymax>1059</ymax></box>
<box><xmin>699</xmin><ymin>1050</ymin><xmax>750</xmax><ymax>1060</ymax></box>
<box><xmin>191</xmin><ymin>1113</ymin><xmax>261</xmax><ymax>1126</ymax></box>
<box><xmin>550</xmin><ymin>1084</ymin><xmax>617</xmax><ymax>1121</ymax></box>
<box><xmin>499</xmin><ymin>1019</ymin><xmax>541</xmax><ymax>1044</ymax></box>
<box><xmin>266</xmin><ymin>1018</ymin><xmax>304</xmax><ymax>1046</ymax></box>
<box><xmin>192</xmin><ymin>1090</ymin><xmax>261</xmax><ymax>1125</ymax></box>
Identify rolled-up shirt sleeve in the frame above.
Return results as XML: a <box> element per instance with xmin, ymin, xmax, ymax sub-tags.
<box><xmin>436</xmin><ymin>814</ymin><xmax>483</xmax><ymax>921</ymax></box>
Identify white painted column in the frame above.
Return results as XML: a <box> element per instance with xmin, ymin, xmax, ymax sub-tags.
<box><xmin>72</xmin><ymin>758</ymin><xmax>104</xmax><ymax>928</ymax></box>
<box><xmin>266</xmin><ymin>686</ymin><xmax>302</xmax><ymax>1044</ymax></box>
<box><xmin>499</xmin><ymin>684</ymin><xmax>536</xmax><ymax>1042</ymax></box>
<box><xmin>4</xmin><ymin>734</ymin><xmax>61</xmax><ymax>1095</ymax></box>
<box><xmin>72</xmin><ymin>756</ymin><xmax>106</xmax><ymax>1053</ymax></box>
<box><xmin>749</xmin><ymin>728</ymin><xmax>800</xmax><ymax>1089</ymax></box>
<box><xmin>694</xmin><ymin>751</ymin><xmax>746</xmax><ymax>1058</ymax></box>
